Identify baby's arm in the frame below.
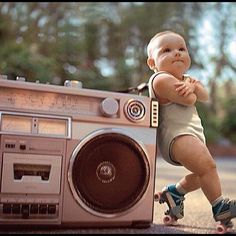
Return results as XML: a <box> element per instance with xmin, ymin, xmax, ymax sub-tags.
<box><xmin>153</xmin><ymin>73</ymin><xmax>197</xmax><ymax>106</ymax></box>
<box><xmin>175</xmin><ymin>78</ymin><xmax>209</xmax><ymax>102</ymax></box>
<box><xmin>174</xmin><ymin>80</ymin><xmax>195</xmax><ymax>97</ymax></box>
<box><xmin>192</xmin><ymin>80</ymin><xmax>209</xmax><ymax>102</ymax></box>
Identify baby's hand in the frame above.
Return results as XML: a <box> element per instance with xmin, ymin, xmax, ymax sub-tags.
<box><xmin>174</xmin><ymin>81</ymin><xmax>195</xmax><ymax>97</ymax></box>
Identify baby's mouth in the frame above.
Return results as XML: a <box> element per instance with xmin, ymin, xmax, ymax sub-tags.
<box><xmin>172</xmin><ymin>59</ymin><xmax>184</xmax><ymax>63</ymax></box>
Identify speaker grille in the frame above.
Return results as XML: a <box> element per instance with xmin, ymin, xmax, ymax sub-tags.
<box><xmin>70</xmin><ymin>132</ymin><xmax>150</xmax><ymax>215</ymax></box>
<box><xmin>125</xmin><ymin>99</ymin><xmax>146</xmax><ymax>122</ymax></box>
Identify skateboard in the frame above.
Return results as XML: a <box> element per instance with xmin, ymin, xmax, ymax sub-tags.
<box><xmin>154</xmin><ymin>191</ymin><xmax>179</xmax><ymax>226</ymax></box>
<box><xmin>215</xmin><ymin>220</ymin><xmax>234</xmax><ymax>234</ymax></box>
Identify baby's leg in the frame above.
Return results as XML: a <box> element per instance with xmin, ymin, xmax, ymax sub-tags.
<box><xmin>177</xmin><ymin>173</ymin><xmax>200</xmax><ymax>193</ymax></box>
<box><xmin>171</xmin><ymin>135</ymin><xmax>222</xmax><ymax>204</ymax></box>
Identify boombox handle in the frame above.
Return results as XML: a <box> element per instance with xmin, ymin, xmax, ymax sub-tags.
<box><xmin>116</xmin><ymin>82</ymin><xmax>148</xmax><ymax>96</ymax></box>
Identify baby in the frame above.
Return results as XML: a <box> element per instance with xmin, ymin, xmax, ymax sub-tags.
<box><xmin>146</xmin><ymin>30</ymin><xmax>236</xmax><ymax>228</ymax></box>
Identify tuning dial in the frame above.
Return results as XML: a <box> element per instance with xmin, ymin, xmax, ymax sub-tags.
<box><xmin>100</xmin><ymin>97</ymin><xmax>119</xmax><ymax>117</ymax></box>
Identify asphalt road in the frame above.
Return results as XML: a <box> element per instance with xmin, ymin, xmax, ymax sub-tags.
<box><xmin>1</xmin><ymin>156</ymin><xmax>235</xmax><ymax>234</ymax></box>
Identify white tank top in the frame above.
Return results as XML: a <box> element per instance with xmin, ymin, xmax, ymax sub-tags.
<box><xmin>148</xmin><ymin>72</ymin><xmax>206</xmax><ymax>165</ymax></box>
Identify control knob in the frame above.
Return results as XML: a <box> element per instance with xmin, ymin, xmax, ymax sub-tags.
<box><xmin>100</xmin><ymin>97</ymin><xmax>119</xmax><ymax>117</ymax></box>
<box><xmin>64</xmin><ymin>80</ymin><xmax>82</xmax><ymax>88</ymax></box>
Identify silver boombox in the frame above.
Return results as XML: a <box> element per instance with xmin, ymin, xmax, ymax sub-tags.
<box><xmin>0</xmin><ymin>75</ymin><xmax>158</xmax><ymax>228</ymax></box>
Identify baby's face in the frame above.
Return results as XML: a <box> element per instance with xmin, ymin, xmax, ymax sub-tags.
<box><xmin>151</xmin><ymin>33</ymin><xmax>191</xmax><ymax>76</ymax></box>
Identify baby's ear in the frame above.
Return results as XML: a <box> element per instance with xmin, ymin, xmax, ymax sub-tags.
<box><xmin>147</xmin><ymin>58</ymin><xmax>156</xmax><ymax>70</ymax></box>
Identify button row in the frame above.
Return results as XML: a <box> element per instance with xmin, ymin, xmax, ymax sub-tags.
<box><xmin>2</xmin><ymin>203</ymin><xmax>57</xmax><ymax>217</ymax></box>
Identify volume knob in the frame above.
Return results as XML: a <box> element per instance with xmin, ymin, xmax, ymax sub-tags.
<box><xmin>64</xmin><ymin>80</ymin><xmax>82</xmax><ymax>88</ymax></box>
<box><xmin>100</xmin><ymin>97</ymin><xmax>119</xmax><ymax>117</ymax></box>
<box><xmin>16</xmin><ymin>76</ymin><xmax>26</xmax><ymax>82</ymax></box>
<box><xmin>0</xmin><ymin>74</ymin><xmax>8</xmax><ymax>80</ymax></box>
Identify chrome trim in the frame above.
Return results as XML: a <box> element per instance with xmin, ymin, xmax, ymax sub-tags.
<box><xmin>124</xmin><ymin>99</ymin><xmax>146</xmax><ymax>122</ymax></box>
<box><xmin>151</xmin><ymin>100</ymin><xmax>159</xmax><ymax>127</ymax></box>
<box><xmin>68</xmin><ymin>127</ymin><xmax>150</xmax><ymax>218</ymax></box>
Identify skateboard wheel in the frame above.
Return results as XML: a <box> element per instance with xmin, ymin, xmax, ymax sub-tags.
<box><xmin>154</xmin><ymin>192</ymin><xmax>161</xmax><ymax>202</ymax></box>
<box><xmin>216</xmin><ymin>223</ymin><xmax>233</xmax><ymax>234</ymax></box>
<box><xmin>216</xmin><ymin>224</ymin><xmax>227</xmax><ymax>234</ymax></box>
<box><xmin>163</xmin><ymin>215</ymin><xmax>177</xmax><ymax>226</ymax></box>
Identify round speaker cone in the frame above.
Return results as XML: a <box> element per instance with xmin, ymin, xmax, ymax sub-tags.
<box><xmin>71</xmin><ymin>132</ymin><xmax>150</xmax><ymax>214</ymax></box>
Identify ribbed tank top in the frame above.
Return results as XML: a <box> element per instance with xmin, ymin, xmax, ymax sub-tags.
<box><xmin>148</xmin><ymin>72</ymin><xmax>205</xmax><ymax>165</ymax></box>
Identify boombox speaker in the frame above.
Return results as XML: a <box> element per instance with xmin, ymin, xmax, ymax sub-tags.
<box><xmin>0</xmin><ymin>76</ymin><xmax>158</xmax><ymax>228</ymax></box>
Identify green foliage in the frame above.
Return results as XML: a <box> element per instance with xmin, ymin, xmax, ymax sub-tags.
<box><xmin>221</xmin><ymin>97</ymin><xmax>236</xmax><ymax>144</ymax></box>
<box><xmin>196</xmin><ymin>103</ymin><xmax>222</xmax><ymax>144</ymax></box>
<box><xmin>0</xmin><ymin>41</ymin><xmax>57</xmax><ymax>83</ymax></box>
<box><xmin>0</xmin><ymin>2</ymin><xmax>235</xmax><ymax>144</ymax></box>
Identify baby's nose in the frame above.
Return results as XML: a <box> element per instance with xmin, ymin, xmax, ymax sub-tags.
<box><xmin>174</xmin><ymin>50</ymin><xmax>181</xmax><ymax>57</ymax></box>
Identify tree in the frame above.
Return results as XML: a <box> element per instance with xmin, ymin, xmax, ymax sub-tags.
<box><xmin>0</xmin><ymin>2</ymin><xmax>235</xmax><ymax>143</ymax></box>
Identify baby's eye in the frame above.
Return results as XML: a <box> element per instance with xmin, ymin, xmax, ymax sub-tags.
<box><xmin>163</xmin><ymin>48</ymin><xmax>171</xmax><ymax>53</ymax></box>
<box><xmin>179</xmin><ymin>47</ymin><xmax>185</xmax><ymax>51</ymax></box>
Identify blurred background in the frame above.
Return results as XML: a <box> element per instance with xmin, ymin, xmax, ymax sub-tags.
<box><xmin>0</xmin><ymin>2</ymin><xmax>235</xmax><ymax>150</ymax></box>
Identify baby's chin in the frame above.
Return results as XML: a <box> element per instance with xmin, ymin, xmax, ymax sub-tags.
<box><xmin>172</xmin><ymin>63</ymin><xmax>188</xmax><ymax>72</ymax></box>
<box><xmin>163</xmin><ymin>67</ymin><xmax>188</xmax><ymax>78</ymax></box>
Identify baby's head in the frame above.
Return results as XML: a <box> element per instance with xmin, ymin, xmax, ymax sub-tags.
<box><xmin>147</xmin><ymin>31</ymin><xmax>191</xmax><ymax>77</ymax></box>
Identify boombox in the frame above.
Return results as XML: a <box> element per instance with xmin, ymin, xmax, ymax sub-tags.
<box><xmin>0</xmin><ymin>75</ymin><xmax>158</xmax><ymax>228</ymax></box>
